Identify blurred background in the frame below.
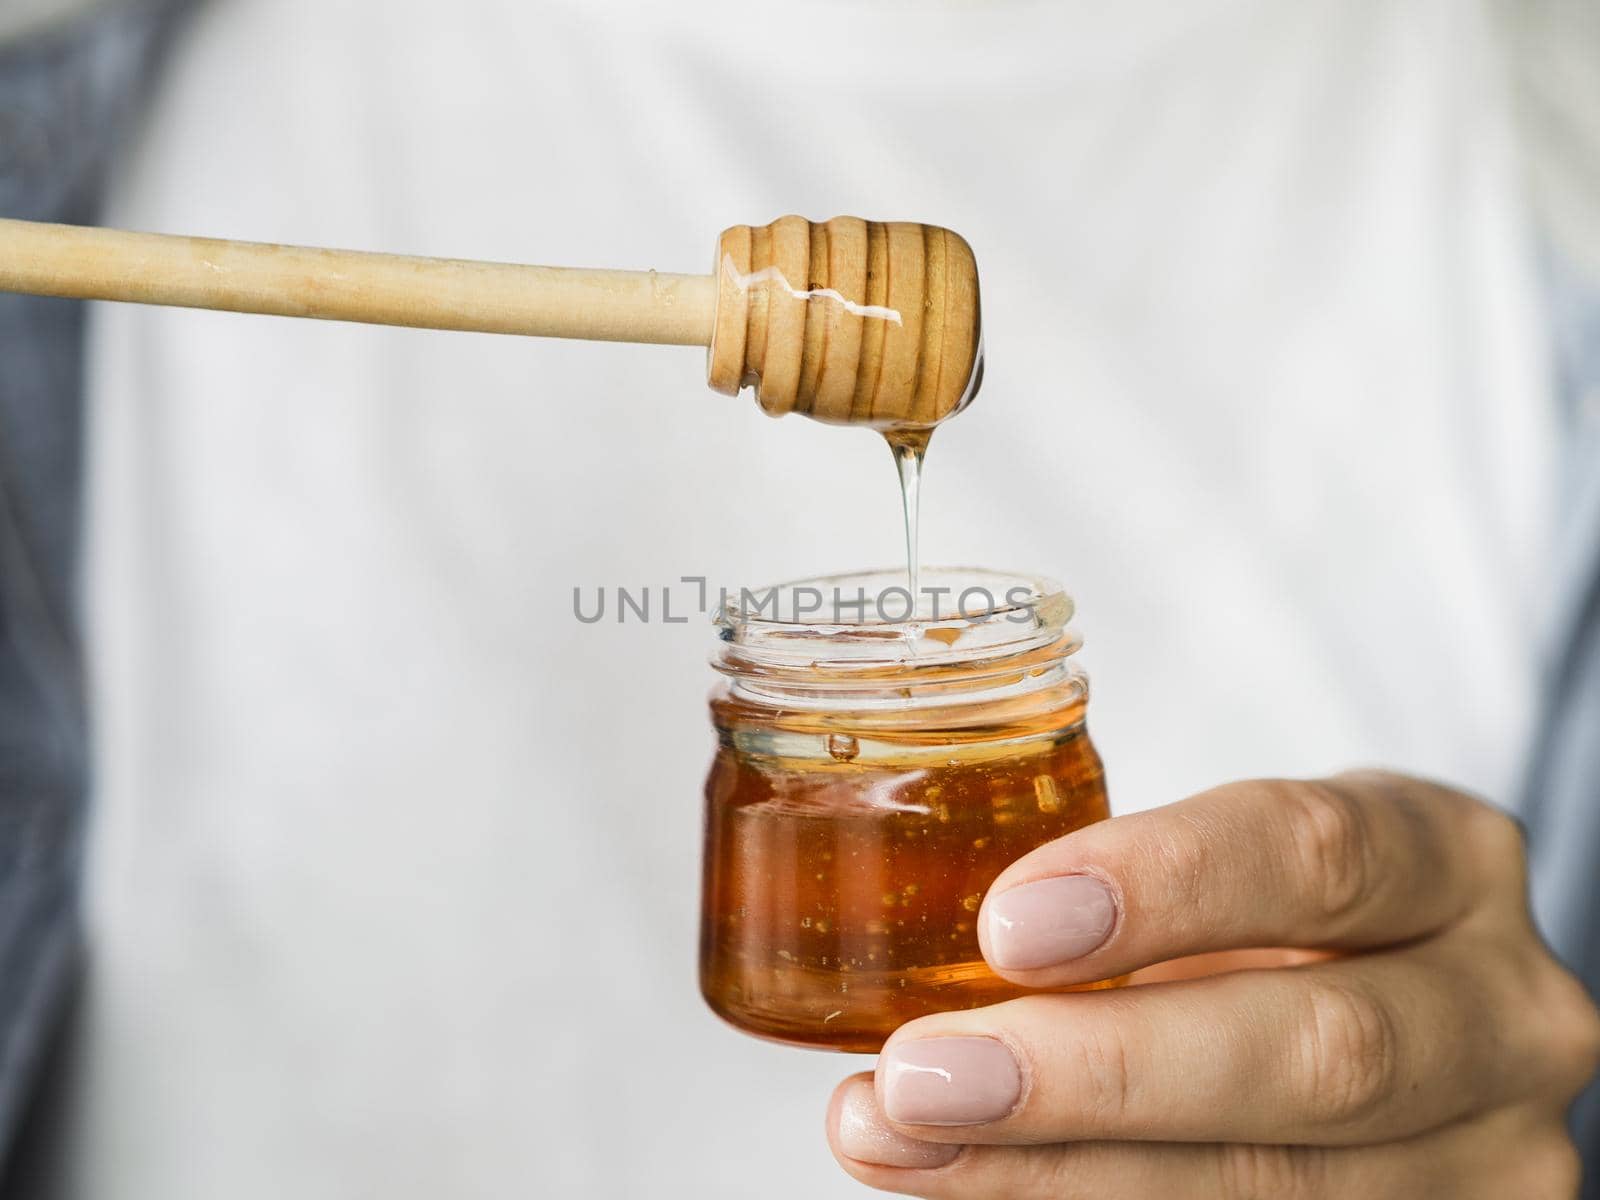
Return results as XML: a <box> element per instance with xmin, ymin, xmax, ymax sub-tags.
<box><xmin>1</xmin><ymin>0</ymin><xmax>1597</xmax><ymax>1196</ymax></box>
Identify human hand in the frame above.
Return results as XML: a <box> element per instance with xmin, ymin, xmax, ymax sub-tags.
<box><xmin>826</xmin><ymin>772</ymin><xmax>1600</xmax><ymax>1197</ymax></box>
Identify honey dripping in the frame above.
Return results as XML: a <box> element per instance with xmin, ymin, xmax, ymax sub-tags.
<box><xmin>879</xmin><ymin>329</ymin><xmax>982</xmax><ymax>604</ymax></box>
<box><xmin>884</xmin><ymin>426</ymin><xmax>932</xmax><ymax>604</ymax></box>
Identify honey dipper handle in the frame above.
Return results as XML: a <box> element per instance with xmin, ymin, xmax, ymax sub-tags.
<box><xmin>0</xmin><ymin>217</ymin><xmax>717</xmax><ymax>346</ymax></box>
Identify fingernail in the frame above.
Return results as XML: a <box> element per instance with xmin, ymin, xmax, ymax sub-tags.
<box><xmin>837</xmin><ymin>1079</ymin><xmax>961</xmax><ymax>1169</ymax></box>
<box><xmin>880</xmin><ymin>1037</ymin><xmax>1021</xmax><ymax>1126</ymax></box>
<box><xmin>984</xmin><ymin>874</ymin><xmax>1116</xmax><ymax>970</ymax></box>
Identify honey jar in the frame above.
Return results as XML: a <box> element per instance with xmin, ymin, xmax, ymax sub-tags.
<box><xmin>698</xmin><ymin>568</ymin><xmax>1115</xmax><ymax>1052</ymax></box>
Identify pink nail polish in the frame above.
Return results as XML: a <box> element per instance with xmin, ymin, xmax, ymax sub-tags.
<box><xmin>984</xmin><ymin>874</ymin><xmax>1115</xmax><ymax>970</ymax></box>
<box><xmin>837</xmin><ymin>1080</ymin><xmax>961</xmax><ymax>1169</ymax></box>
<box><xmin>880</xmin><ymin>1037</ymin><xmax>1021</xmax><ymax>1126</ymax></box>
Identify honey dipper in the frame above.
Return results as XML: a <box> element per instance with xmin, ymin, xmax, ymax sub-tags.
<box><xmin>0</xmin><ymin>214</ymin><xmax>982</xmax><ymax>428</ymax></box>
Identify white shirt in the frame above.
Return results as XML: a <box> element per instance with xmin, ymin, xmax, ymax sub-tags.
<box><xmin>70</xmin><ymin>1</ymin><xmax>1557</xmax><ymax>1196</ymax></box>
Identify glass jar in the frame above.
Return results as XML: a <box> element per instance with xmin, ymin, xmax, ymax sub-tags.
<box><xmin>698</xmin><ymin>568</ymin><xmax>1115</xmax><ymax>1052</ymax></box>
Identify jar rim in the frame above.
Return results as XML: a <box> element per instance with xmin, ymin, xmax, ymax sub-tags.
<box><xmin>713</xmin><ymin>566</ymin><xmax>1074</xmax><ymax>673</ymax></box>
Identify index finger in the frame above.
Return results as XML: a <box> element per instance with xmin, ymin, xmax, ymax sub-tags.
<box><xmin>976</xmin><ymin>770</ymin><xmax>1518</xmax><ymax>987</ymax></box>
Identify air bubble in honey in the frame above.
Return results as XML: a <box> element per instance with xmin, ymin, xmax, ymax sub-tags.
<box><xmin>826</xmin><ymin>733</ymin><xmax>860</xmax><ymax>762</ymax></box>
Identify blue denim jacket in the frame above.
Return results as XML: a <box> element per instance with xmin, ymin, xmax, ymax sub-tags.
<box><xmin>1528</xmin><ymin>245</ymin><xmax>1600</xmax><ymax>1195</ymax></box>
<box><xmin>0</xmin><ymin>0</ymin><xmax>190</xmax><ymax>1162</ymax></box>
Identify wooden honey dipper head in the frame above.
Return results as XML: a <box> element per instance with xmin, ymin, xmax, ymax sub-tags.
<box><xmin>706</xmin><ymin>216</ymin><xmax>982</xmax><ymax>428</ymax></box>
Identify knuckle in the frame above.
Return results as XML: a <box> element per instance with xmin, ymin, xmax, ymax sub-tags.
<box><xmin>1540</xmin><ymin>1142</ymin><xmax>1583</xmax><ymax>1199</ymax></box>
<box><xmin>1029</xmin><ymin>1144</ymin><xmax>1121</xmax><ymax>1200</ymax></box>
<box><xmin>1533</xmin><ymin>965</ymin><xmax>1600</xmax><ymax>1098</ymax></box>
<box><xmin>1156</xmin><ymin>799</ymin><xmax>1229</xmax><ymax>921</ymax></box>
<box><xmin>1293</xmin><ymin>979</ymin><xmax>1401</xmax><ymax>1127</ymax></box>
<box><xmin>933</xmin><ymin>1143</ymin><xmax>1105</xmax><ymax>1200</ymax></box>
<box><xmin>1462</xmin><ymin>800</ymin><xmax>1528</xmax><ymax>887</ymax></box>
<box><xmin>1284</xmin><ymin>782</ymin><xmax>1372</xmax><ymax>927</ymax></box>
<box><xmin>1517</xmin><ymin>1134</ymin><xmax>1583</xmax><ymax>1199</ymax></box>
<box><xmin>1065</xmin><ymin>1019</ymin><xmax>1135</xmax><ymax>1133</ymax></box>
<box><xmin>1217</xmin><ymin>1143</ymin><xmax>1327</xmax><ymax>1198</ymax></box>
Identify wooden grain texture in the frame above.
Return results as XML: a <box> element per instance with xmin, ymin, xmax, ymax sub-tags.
<box><xmin>0</xmin><ymin>217</ymin><xmax>717</xmax><ymax>345</ymax></box>
<box><xmin>707</xmin><ymin>216</ymin><xmax>981</xmax><ymax>428</ymax></box>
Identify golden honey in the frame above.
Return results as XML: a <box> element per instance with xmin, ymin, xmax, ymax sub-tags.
<box><xmin>698</xmin><ymin>569</ymin><xmax>1114</xmax><ymax>1051</ymax></box>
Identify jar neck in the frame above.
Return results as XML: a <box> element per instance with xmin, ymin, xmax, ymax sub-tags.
<box><xmin>711</xmin><ymin>631</ymin><xmax>1089</xmax><ymax>741</ymax></box>
<box><xmin>709</xmin><ymin>568</ymin><xmax>1086</xmax><ymax>739</ymax></box>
